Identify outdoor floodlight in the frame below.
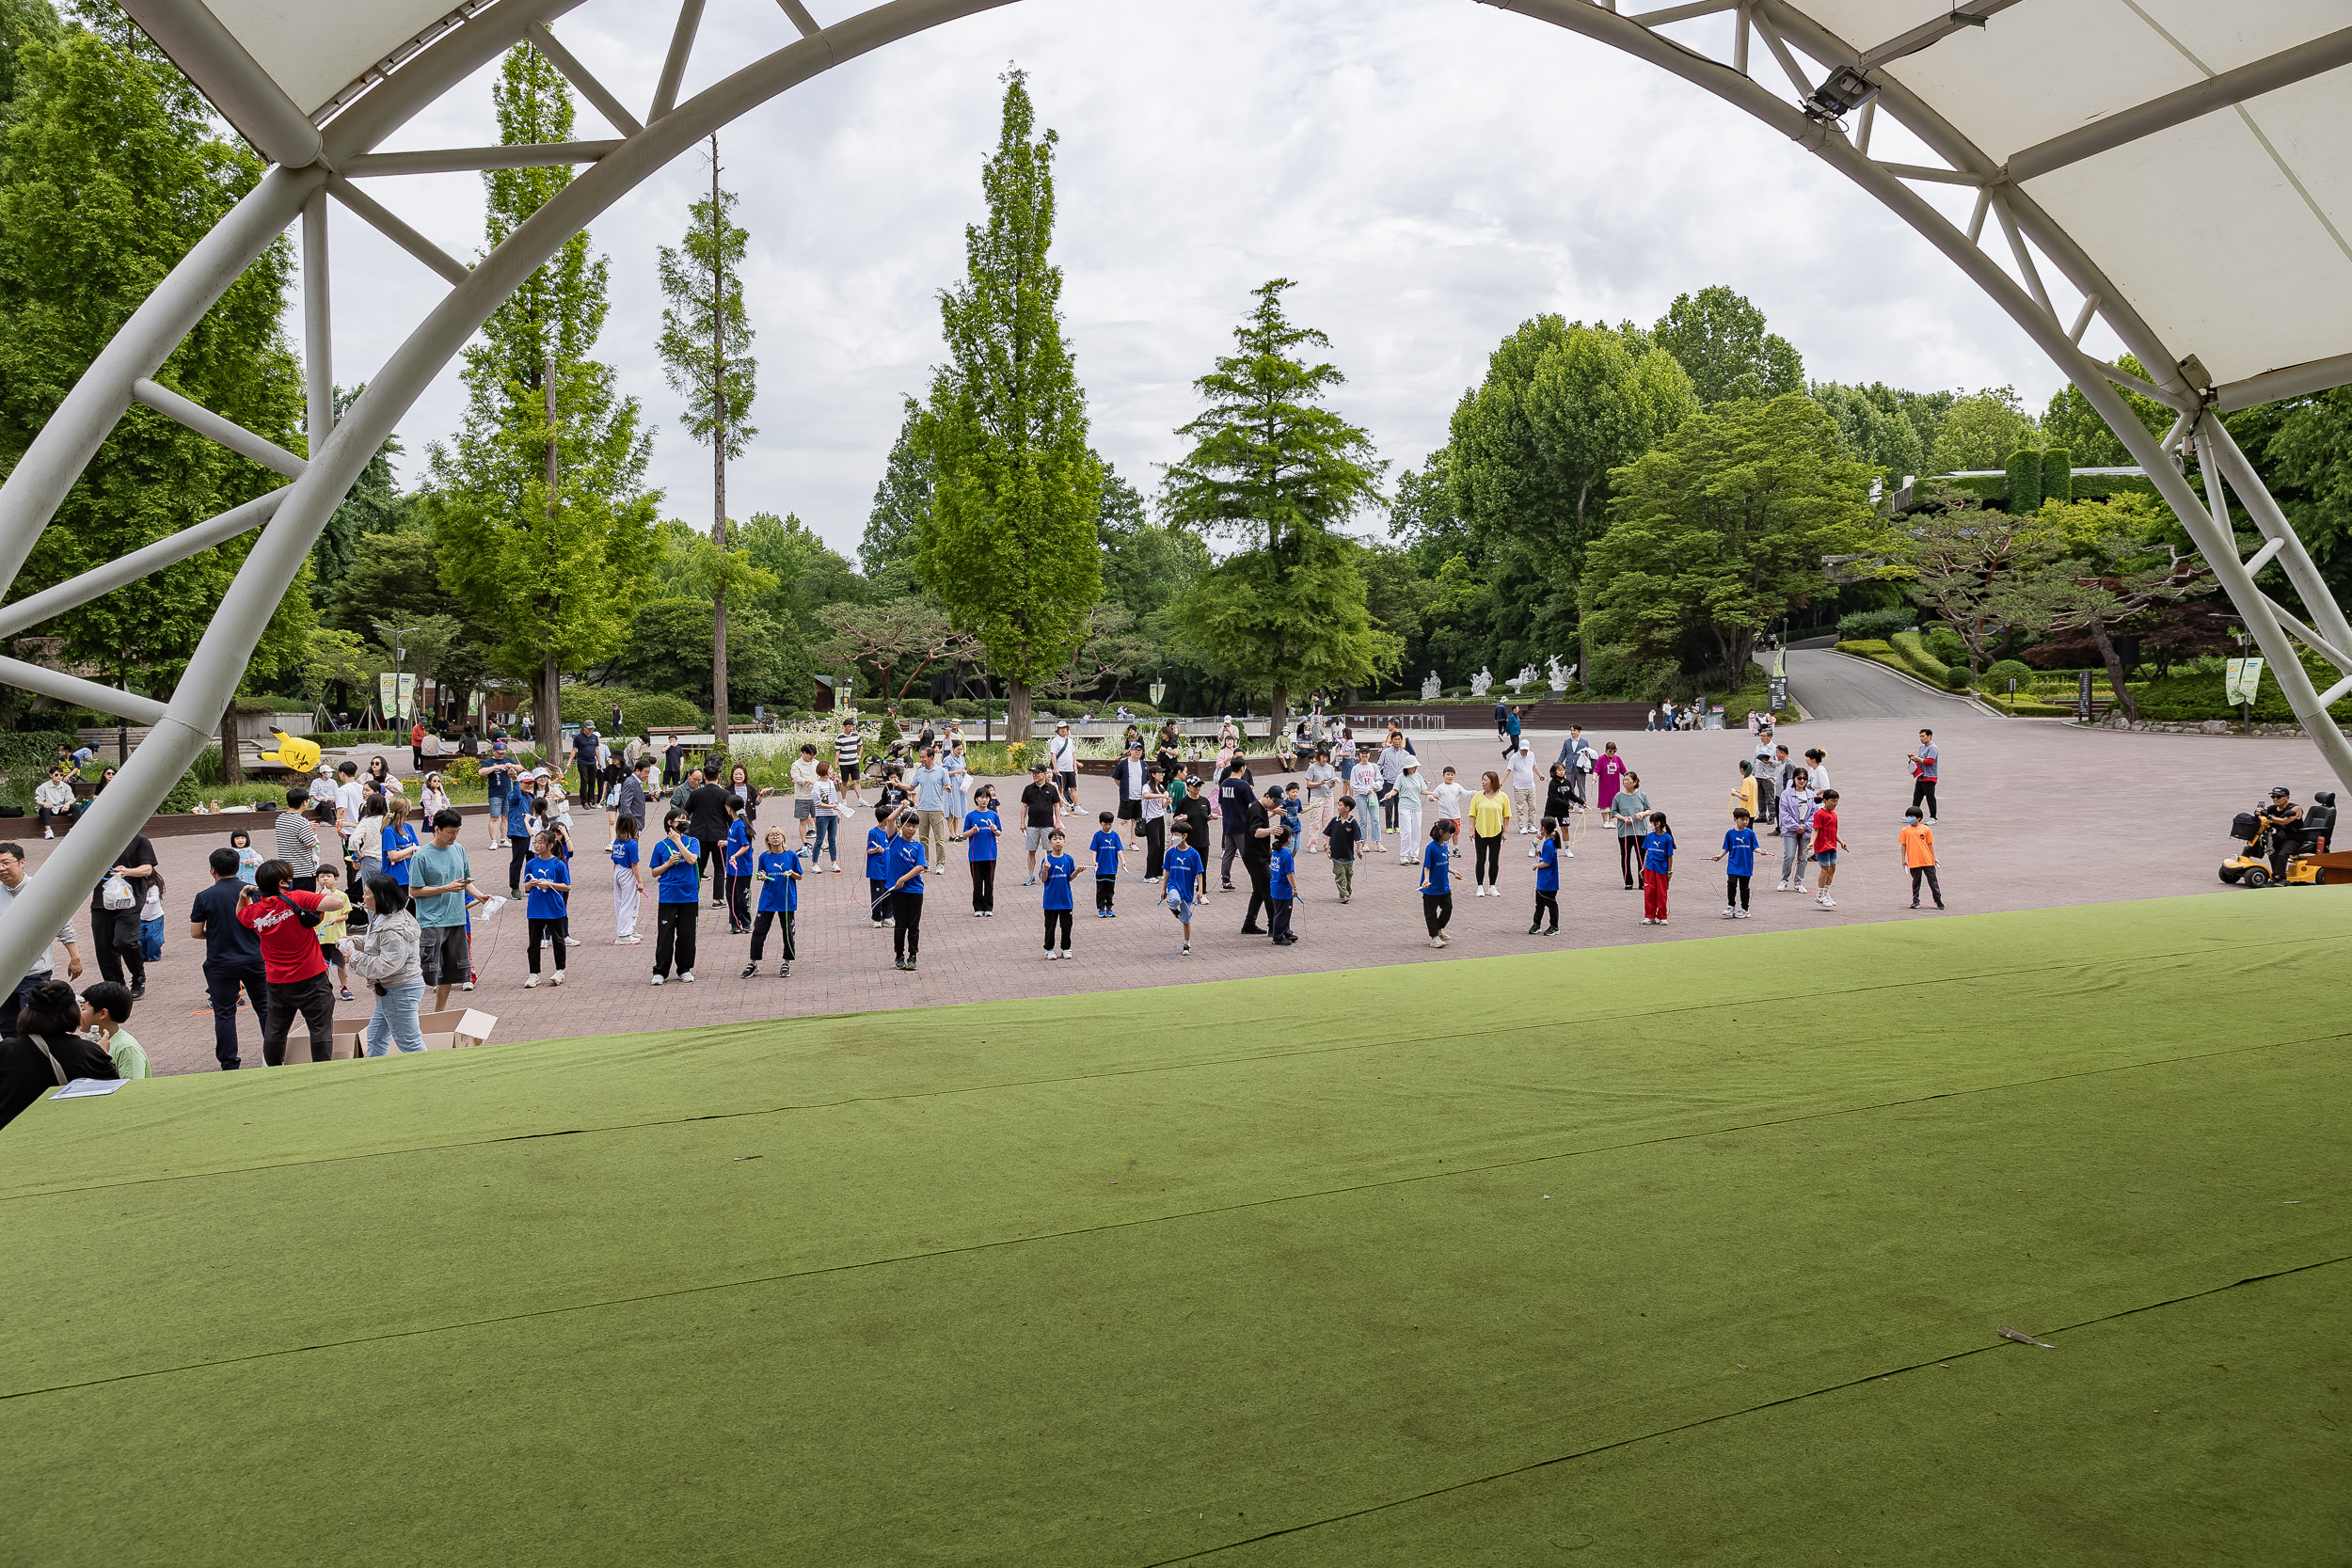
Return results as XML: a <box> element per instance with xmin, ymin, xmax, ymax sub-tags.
<box><xmin>1807</xmin><ymin>65</ymin><xmax>1880</xmax><ymax>122</ymax></box>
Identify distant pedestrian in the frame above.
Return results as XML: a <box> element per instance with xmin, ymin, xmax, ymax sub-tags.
<box><xmin>1810</xmin><ymin>788</ymin><xmax>1842</xmax><ymax>910</ymax></box>
<box><xmin>1419</xmin><ymin>820</ymin><xmax>1456</xmax><ymax>947</ymax></box>
<box><xmin>1039</xmin><ymin>829</ymin><xmax>1075</xmax><ymax>959</ymax></box>
<box><xmin>1530</xmin><ymin>816</ymin><xmax>1561</xmax><ymax>935</ymax></box>
<box><xmin>1901</xmin><ymin>808</ymin><xmax>1944</xmax><ymax>909</ymax></box>
<box><xmin>1640</xmin><ymin>812</ymin><xmax>1676</xmax><ymax>926</ymax></box>
<box><xmin>647</xmin><ymin>810</ymin><xmax>700</xmax><ymax>984</ymax></box>
<box><xmin>1610</xmin><ymin>772</ymin><xmax>1651</xmax><ymax>891</ymax></box>
<box><xmin>1714</xmin><ymin>807</ymin><xmax>1757</xmax><ymax>919</ymax></box>
<box><xmin>1908</xmin><ymin>730</ymin><xmax>1939</xmax><ymax>823</ymax></box>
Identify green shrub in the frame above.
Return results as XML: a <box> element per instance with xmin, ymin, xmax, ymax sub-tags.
<box><xmin>878</xmin><ymin>714</ymin><xmax>901</xmax><ymax>751</ymax></box>
<box><xmin>0</xmin><ymin>729</ymin><xmax>79</xmax><ymax>770</ymax></box>
<box><xmin>1942</xmin><ymin>665</ymin><xmax>1974</xmax><ymax>690</ymax></box>
<box><xmin>1982</xmin><ymin>658</ymin><xmax>2036</xmax><ymax>691</ymax></box>
<box><xmin>1836</xmin><ymin>607</ymin><xmax>1916</xmax><ymax>641</ymax></box>
<box><xmin>1889</xmin><ymin>630</ymin><xmax>1953</xmax><ymax>684</ymax></box>
<box><xmin>2041</xmin><ymin>446</ymin><xmax>2073</xmax><ymax>505</ymax></box>
<box><xmin>2004</xmin><ymin>448</ymin><xmax>2043</xmax><ymax>514</ymax></box>
<box><xmin>1836</xmin><ymin>639</ymin><xmax>1896</xmax><ymax>657</ymax></box>
<box><xmin>1011</xmin><ymin>739</ymin><xmax>1051</xmax><ymax>773</ymax></box>
<box><xmin>1923</xmin><ymin>626</ymin><xmax>1966</xmax><ymax>666</ymax></box>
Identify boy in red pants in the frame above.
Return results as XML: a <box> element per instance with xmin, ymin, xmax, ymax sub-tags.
<box><xmin>1639</xmin><ymin>811</ymin><xmax>1676</xmax><ymax>925</ymax></box>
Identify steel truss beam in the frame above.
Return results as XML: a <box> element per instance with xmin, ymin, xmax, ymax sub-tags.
<box><xmin>0</xmin><ymin>0</ymin><xmax>2348</xmax><ymax>993</ymax></box>
<box><xmin>344</xmin><ymin>141</ymin><xmax>626</xmax><ymax>176</ymax></box>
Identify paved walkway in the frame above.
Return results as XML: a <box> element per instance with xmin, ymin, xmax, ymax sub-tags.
<box><xmin>1781</xmin><ymin>646</ymin><xmax>1982</xmax><ymax>721</ymax></box>
<box><xmin>22</xmin><ymin>710</ymin><xmax>2324</xmax><ymax>1077</ymax></box>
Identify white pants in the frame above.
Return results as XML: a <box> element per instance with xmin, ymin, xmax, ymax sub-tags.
<box><xmin>1396</xmin><ymin>803</ymin><xmax>1422</xmax><ymax>862</ymax></box>
<box><xmin>613</xmin><ymin>864</ymin><xmax>641</xmax><ymax>938</ymax></box>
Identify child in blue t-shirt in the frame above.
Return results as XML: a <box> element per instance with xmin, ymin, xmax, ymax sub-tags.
<box><xmin>961</xmin><ymin>786</ymin><xmax>1001</xmax><ymax>917</ymax></box>
<box><xmin>866</xmin><ymin>810</ymin><xmax>897</xmax><ymax>928</ymax></box>
<box><xmin>1419</xmin><ymin>820</ymin><xmax>1456</xmax><ymax>947</ymax></box>
<box><xmin>723</xmin><ymin>798</ymin><xmax>755</xmax><ymax>935</ymax></box>
<box><xmin>1039</xmin><ymin>829</ymin><xmax>1075</xmax><ymax>959</ymax></box>
<box><xmin>1641</xmin><ymin>812</ymin><xmax>1677</xmax><ymax>926</ymax></box>
<box><xmin>382</xmin><ymin>809</ymin><xmax>419</xmax><ymax>888</ymax></box>
<box><xmin>884</xmin><ymin>816</ymin><xmax>927</xmax><ymax>972</ymax></box>
<box><xmin>1162</xmin><ymin>821</ymin><xmax>1204</xmax><ymax>956</ymax></box>
<box><xmin>503</xmin><ymin>785</ymin><xmax>534</xmax><ymax>896</ymax></box>
<box><xmin>1280</xmin><ymin>784</ymin><xmax>1304</xmax><ymax>846</ymax></box>
<box><xmin>742</xmin><ymin>826</ymin><xmax>802</xmax><ymax>978</ymax></box>
<box><xmin>521</xmin><ymin>832</ymin><xmax>570</xmax><ymax>986</ymax></box>
<box><xmin>611</xmin><ymin>814</ymin><xmax>644</xmax><ymax>944</ymax></box>
<box><xmin>1712</xmin><ymin>806</ymin><xmax>1759</xmax><ymax>920</ymax></box>
<box><xmin>1531</xmin><ymin>815</ymin><xmax>1562</xmax><ymax>936</ymax></box>
<box><xmin>1266</xmin><ymin>827</ymin><xmax>1297</xmax><ymax>946</ymax></box>
<box><xmin>647</xmin><ymin>811</ymin><xmax>701</xmax><ymax>983</ymax></box>
<box><xmin>229</xmin><ymin>828</ymin><xmax>260</xmax><ymax>886</ymax></box>
<box><xmin>1089</xmin><ymin>811</ymin><xmax>1123</xmax><ymax>918</ymax></box>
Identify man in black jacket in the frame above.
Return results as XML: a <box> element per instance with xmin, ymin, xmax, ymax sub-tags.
<box><xmin>1239</xmin><ymin>788</ymin><xmax>1278</xmax><ymax>933</ymax></box>
<box><xmin>685</xmin><ymin>771</ymin><xmax>732</xmax><ymax>902</ymax></box>
<box><xmin>89</xmin><ymin>829</ymin><xmax>158</xmax><ymax>999</ymax></box>
<box><xmin>1216</xmin><ymin>760</ymin><xmax>1255</xmax><ymax>892</ymax></box>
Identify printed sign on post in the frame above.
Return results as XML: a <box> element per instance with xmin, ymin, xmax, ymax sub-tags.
<box><xmin>378</xmin><ymin>673</ymin><xmax>397</xmax><ymax>721</ymax></box>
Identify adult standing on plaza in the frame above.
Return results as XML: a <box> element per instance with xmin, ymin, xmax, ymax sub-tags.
<box><xmin>1114</xmin><ymin>741</ymin><xmax>1147</xmax><ymax>847</ymax></box>
<box><xmin>1753</xmin><ymin>726</ymin><xmax>1780</xmax><ymax>834</ymax></box>
<box><xmin>483</xmin><ymin>736</ymin><xmax>514</xmax><ymax>847</ymax></box>
<box><xmin>662</xmin><ymin>735</ymin><xmax>687</xmax><ymax>788</ymax></box>
<box><xmin>911</xmin><ymin>746</ymin><xmax>952</xmax><ymax>870</ymax></box>
<box><xmin>1501</xmin><ymin>705</ymin><xmax>1523</xmax><ymax>761</ymax></box>
<box><xmin>1610</xmin><ymin>772</ymin><xmax>1651</xmax><ymax>892</ymax></box>
<box><xmin>345</xmin><ymin>875</ymin><xmax>426</xmax><ymax>1056</ymax></box>
<box><xmin>275</xmin><ymin>784</ymin><xmax>322</xmax><ymax>892</ymax></box>
<box><xmin>187</xmin><ymin>847</ymin><xmax>261</xmax><ymax>1069</ymax></box>
<box><xmin>1217</xmin><ymin>757</ymin><xmax>1255</xmax><ymax>893</ymax></box>
<box><xmin>571</xmin><ymin>721</ymin><xmax>601</xmax><ymax>802</ymax></box>
<box><xmin>686</xmin><ymin>768</ymin><xmax>732</xmax><ymax>902</ymax></box>
<box><xmin>1555</xmin><ymin>723</ymin><xmax>1595</xmax><ymax>780</ymax></box>
<box><xmin>1470</xmin><ymin>771</ymin><xmax>1513</xmax><ymax>895</ymax></box>
<box><xmin>410</xmin><ymin>810</ymin><xmax>476</xmax><ymax>1012</ymax></box>
<box><xmin>1239</xmin><ymin>787</ymin><xmax>1278</xmax><ymax>934</ymax></box>
<box><xmin>1506</xmin><ymin>743</ymin><xmax>1538</xmax><ymax>837</ymax></box>
<box><xmin>1379</xmin><ymin>729</ymin><xmax>1415</xmax><ymax>833</ymax></box>
<box><xmin>1019</xmin><ymin>762</ymin><xmax>1065</xmax><ymax>885</ymax></box>
<box><xmin>238</xmin><ymin>860</ymin><xmax>344</xmax><ymax>1065</ymax></box>
<box><xmin>0</xmin><ymin>843</ymin><xmax>82</xmax><ymax>1035</ymax></box>
<box><xmin>790</xmin><ymin>743</ymin><xmax>820</xmax><ymax>847</ymax></box>
<box><xmin>617</xmin><ymin>756</ymin><xmax>653</xmax><ymax>840</ymax></box>
<box><xmin>88</xmin><ymin>824</ymin><xmax>158</xmax><ymax>998</ymax></box>
<box><xmin>1908</xmin><ymin>730</ymin><xmax>1939</xmax><ymax>823</ymax></box>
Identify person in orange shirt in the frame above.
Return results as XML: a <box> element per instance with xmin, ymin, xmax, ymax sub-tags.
<box><xmin>1900</xmin><ymin>808</ymin><xmax>1943</xmax><ymax>909</ymax></box>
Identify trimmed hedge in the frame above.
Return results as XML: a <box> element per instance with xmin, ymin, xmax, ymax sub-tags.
<box><xmin>2041</xmin><ymin>446</ymin><xmax>2074</xmax><ymax>505</ymax></box>
<box><xmin>2005</xmin><ymin>449</ymin><xmax>2042</xmax><ymax>515</ymax></box>
<box><xmin>1889</xmin><ymin>630</ymin><xmax>1955</xmax><ymax>685</ymax></box>
<box><xmin>1836</xmin><ymin>607</ymin><xmax>1916</xmax><ymax>641</ymax></box>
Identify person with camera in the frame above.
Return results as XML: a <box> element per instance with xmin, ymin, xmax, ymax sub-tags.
<box><xmin>236</xmin><ymin>859</ymin><xmax>348</xmax><ymax>1066</ymax></box>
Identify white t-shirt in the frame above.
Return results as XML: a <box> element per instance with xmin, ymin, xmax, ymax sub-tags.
<box><xmin>1435</xmin><ymin>781</ymin><xmax>1470</xmax><ymax>821</ymax></box>
<box><xmin>1350</xmin><ymin>761</ymin><xmax>1382</xmax><ymax>800</ymax></box>
<box><xmin>1506</xmin><ymin>750</ymin><xmax>1537</xmax><ymax>790</ymax></box>
<box><xmin>812</xmin><ymin>780</ymin><xmax>841</xmax><ymax>817</ymax></box>
<box><xmin>337</xmin><ymin>780</ymin><xmax>366</xmax><ymax>822</ymax></box>
<box><xmin>1049</xmin><ymin>735</ymin><xmax>1077</xmax><ymax>773</ymax></box>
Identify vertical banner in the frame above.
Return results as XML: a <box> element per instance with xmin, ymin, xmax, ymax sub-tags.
<box><xmin>2224</xmin><ymin>657</ymin><xmax>2264</xmax><ymax>706</ymax></box>
<box><xmin>397</xmin><ymin>673</ymin><xmax>418</xmax><ymax>719</ymax></box>
<box><xmin>378</xmin><ymin>673</ymin><xmax>397</xmax><ymax>721</ymax></box>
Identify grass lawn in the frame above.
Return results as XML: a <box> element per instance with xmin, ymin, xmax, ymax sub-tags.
<box><xmin>3</xmin><ymin>893</ymin><xmax>2344</xmax><ymax>1565</ymax></box>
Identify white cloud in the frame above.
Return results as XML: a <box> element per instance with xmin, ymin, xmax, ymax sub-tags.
<box><xmin>314</xmin><ymin>0</ymin><xmax>2109</xmax><ymax>558</ymax></box>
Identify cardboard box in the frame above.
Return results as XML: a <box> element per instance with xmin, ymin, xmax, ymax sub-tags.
<box><xmin>322</xmin><ymin>1008</ymin><xmax>499</xmax><ymax>1061</ymax></box>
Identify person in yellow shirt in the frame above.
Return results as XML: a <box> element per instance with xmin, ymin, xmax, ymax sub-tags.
<box><xmin>1900</xmin><ymin>809</ymin><xmax>1943</xmax><ymax>909</ymax></box>
<box><xmin>1730</xmin><ymin>759</ymin><xmax>1759</xmax><ymax>823</ymax></box>
<box><xmin>1470</xmin><ymin>770</ymin><xmax>1513</xmax><ymax>896</ymax></box>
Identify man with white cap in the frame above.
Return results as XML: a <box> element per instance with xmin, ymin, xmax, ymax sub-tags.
<box><xmin>1048</xmin><ymin>720</ymin><xmax>1079</xmax><ymax>809</ymax></box>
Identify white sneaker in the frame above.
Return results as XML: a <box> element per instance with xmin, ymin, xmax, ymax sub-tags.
<box><xmin>1775</xmin><ymin>879</ymin><xmax>1788</xmax><ymax>891</ymax></box>
<box><xmin>1735</xmin><ymin>909</ymin><xmax>1751</xmax><ymax>919</ymax></box>
<box><xmin>524</xmin><ymin>974</ymin><xmax>540</xmax><ymax>988</ymax></box>
<box><xmin>650</xmin><ymin>974</ymin><xmax>665</xmax><ymax>986</ymax></box>
<box><xmin>551</xmin><ymin>971</ymin><xmax>564</xmax><ymax>986</ymax></box>
<box><xmin>564</xmin><ymin>936</ymin><xmax>581</xmax><ymax>946</ymax></box>
<box><xmin>1564</xmin><ymin>847</ymin><xmax>1574</xmax><ymax>858</ymax></box>
<box><xmin>1058</xmin><ymin>949</ymin><xmax>1072</xmax><ymax>960</ymax></box>
<box><xmin>1818</xmin><ymin>895</ymin><xmax>1836</xmax><ymax>909</ymax></box>
<box><xmin>1721</xmin><ymin>907</ymin><xmax>1736</xmax><ymax>919</ymax></box>
<box><xmin>42</xmin><ymin>828</ymin><xmax>53</xmax><ymax>839</ymax></box>
<box><xmin>461</xmin><ymin>980</ymin><xmax>474</xmax><ymax>991</ymax></box>
<box><xmin>678</xmin><ymin>971</ymin><xmax>694</xmax><ymax>982</ymax></box>
<box><xmin>1042</xmin><ymin>951</ymin><xmax>1057</xmax><ymax>961</ymax></box>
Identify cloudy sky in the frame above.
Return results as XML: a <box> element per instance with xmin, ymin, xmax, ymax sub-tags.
<box><xmin>315</xmin><ymin>0</ymin><xmax>2117</xmax><ymax>559</ymax></box>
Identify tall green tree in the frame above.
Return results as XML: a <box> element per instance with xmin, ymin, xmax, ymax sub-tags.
<box><xmin>913</xmin><ymin>70</ymin><xmax>1100</xmax><ymax>741</ymax></box>
<box><xmin>1163</xmin><ymin>279</ymin><xmax>1395</xmax><ymax>721</ymax></box>
<box><xmin>1449</xmin><ymin>315</ymin><xmax>1696</xmax><ymax>687</ymax></box>
<box><xmin>1587</xmin><ymin>394</ymin><xmax>1883</xmax><ymax>679</ymax></box>
<box><xmin>1652</xmin><ymin>286</ymin><xmax>1804</xmax><ymax>405</ymax></box>
<box><xmin>0</xmin><ymin>0</ymin><xmax>58</xmax><ymax>118</ymax></box>
<box><xmin>2042</xmin><ymin>356</ymin><xmax>2172</xmax><ymax>466</ymax></box>
<box><xmin>863</xmin><ymin>403</ymin><xmax>930</xmax><ymax>594</ymax></box>
<box><xmin>1928</xmin><ymin>387</ymin><xmax>2039</xmax><ymax>471</ymax></box>
<box><xmin>311</xmin><ymin>384</ymin><xmax>415</xmax><ymax>599</ymax></box>
<box><xmin>423</xmin><ymin>43</ymin><xmax>656</xmax><ymax>734</ymax></box>
<box><xmin>1810</xmin><ymin>380</ymin><xmax>1926</xmax><ymax>480</ymax></box>
<box><xmin>657</xmin><ymin>135</ymin><xmax>756</xmax><ymax>745</ymax></box>
<box><xmin>2226</xmin><ymin>386</ymin><xmax>2352</xmax><ymax>605</ymax></box>
<box><xmin>0</xmin><ymin>10</ymin><xmax>316</xmax><ymax>709</ymax></box>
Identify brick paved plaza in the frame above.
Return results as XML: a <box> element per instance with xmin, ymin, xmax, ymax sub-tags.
<box><xmin>32</xmin><ymin>708</ymin><xmax>2320</xmax><ymax>1079</ymax></box>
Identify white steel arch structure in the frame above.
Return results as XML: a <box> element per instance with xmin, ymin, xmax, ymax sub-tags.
<box><xmin>2</xmin><ymin>0</ymin><xmax>2350</xmax><ymax>985</ymax></box>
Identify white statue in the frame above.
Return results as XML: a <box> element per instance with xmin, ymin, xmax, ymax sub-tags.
<box><xmin>1546</xmin><ymin>654</ymin><xmax>1572</xmax><ymax>693</ymax></box>
<box><xmin>1421</xmin><ymin>670</ymin><xmax>1442</xmax><ymax>702</ymax></box>
<box><xmin>1507</xmin><ymin>663</ymin><xmax>1540</xmax><ymax>694</ymax></box>
<box><xmin>1470</xmin><ymin>667</ymin><xmax>1494</xmax><ymax>697</ymax></box>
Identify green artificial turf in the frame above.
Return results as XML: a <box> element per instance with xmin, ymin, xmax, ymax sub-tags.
<box><xmin>2</xmin><ymin>894</ymin><xmax>2346</xmax><ymax>1566</ymax></box>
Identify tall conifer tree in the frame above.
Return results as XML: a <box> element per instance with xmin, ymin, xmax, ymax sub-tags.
<box><xmin>424</xmin><ymin>43</ymin><xmax>655</xmax><ymax>737</ymax></box>
<box><xmin>657</xmin><ymin>136</ymin><xmax>755</xmax><ymax>748</ymax></box>
<box><xmin>914</xmin><ymin>70</ymin><xmax>1100</xmax><ymax>742</ymax></box>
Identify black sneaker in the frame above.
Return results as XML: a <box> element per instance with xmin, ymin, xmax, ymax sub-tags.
<box><xmin>130</xmin><ymin>981</ymin><xmax>146</xmax><ymax>1001</ymax></box>
<box><xmin>741</xmin><ymin>962</ymin><xmax>758</xmax><ymax>978</ymax></box>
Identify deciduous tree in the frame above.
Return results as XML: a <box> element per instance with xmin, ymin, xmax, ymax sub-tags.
<box><xmin>914</xmin><ymin>71</ymin><xmax>1099</xmax><ymax>741</ymax></box>
<box><xmin>1587</xmin><ymin>394</ymin><xmax>1883</xmax><ymax>680</ymax></box>
<box><xmin>1651</xmin><ymin>286</ymin><xmax>1803</xmax><ymax>405</ymax></box>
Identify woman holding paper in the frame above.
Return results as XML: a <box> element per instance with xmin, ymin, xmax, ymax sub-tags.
<box><xmin>0</xmin><ymin>980</ymin><xmax>119</xmax><ymax>1129</ymax></box>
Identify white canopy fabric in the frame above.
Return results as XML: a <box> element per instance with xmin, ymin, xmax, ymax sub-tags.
<box><xmin>122</xmin><ymin>0</ymin><xmax>2352</xmax><ymax>407</ymax></box>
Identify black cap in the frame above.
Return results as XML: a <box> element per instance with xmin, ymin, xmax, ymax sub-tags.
<box><xmin>2271</xmin><ymin>785</ymin><xmax>2291</xmax><ymax>797</ymax></box>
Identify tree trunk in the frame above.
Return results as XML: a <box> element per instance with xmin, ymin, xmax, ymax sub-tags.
<box><xmin>1269</xmin><ymin>680</ymin><xmax>1289</xmax><ymax>734</ymax></box>
<box><xmin>2086</xmin><ymin>616</ymin><xmax>2138</xmax><ymax>722</ymax></box>
<box><xmin>1006</xmin><ymin>677</ymin><xmax>1033</xmax><ymax>743</ymax></box>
